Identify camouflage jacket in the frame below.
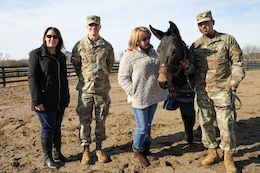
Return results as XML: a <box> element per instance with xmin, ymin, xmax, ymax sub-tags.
<box><xmin>191</xmin><ymin>31</ymin><xmax>245</xmax><ymax>107</ymax></box>
<box><xmin>71</xmin><ymin>36</ymin><xmax>115</xmax><ymax>94</ymax></box>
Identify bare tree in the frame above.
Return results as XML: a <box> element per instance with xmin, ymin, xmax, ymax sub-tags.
<box><xmin>0</xmin><ymin>52</ymin><xmax>11</xmax><ymax>66</ymax></box>
<box><xmin>243</xmin><ymin>44</ymin><xmax>260</xmax><ymax>61</ymax></box>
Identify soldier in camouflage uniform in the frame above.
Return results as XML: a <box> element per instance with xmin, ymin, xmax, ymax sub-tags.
<box><xmin>191</xmin><ymin>11</ymin><xmax>245</xmax><ymax>173</ymax></box>
<box><xmin>71</xmin><ymin>15</ymin><xmax>115</xmax><ymax>164</ymax></box>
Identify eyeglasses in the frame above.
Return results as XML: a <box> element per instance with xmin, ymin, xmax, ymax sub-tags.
<box><xmin>46</xmin><ymin>35</ymin><xmax>58</xmax><ymax>39</ymax></box>
<box><xmin>141</xmin><ymin>35</ymin><xmax>151</xmax><ymax>42</ymax></box>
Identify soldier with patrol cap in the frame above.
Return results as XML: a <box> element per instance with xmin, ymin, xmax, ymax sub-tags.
<box><xmin>191</xmin><ymin>10</ymin><xmax>245</xmax><ymax>173</ymax></box>
<box><xmin>71</xmin><ymin>15</ymin><xmax>115</xmax><ymax>164</ymax></box>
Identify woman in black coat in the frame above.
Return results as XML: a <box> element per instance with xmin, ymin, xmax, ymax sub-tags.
<box><xmin>28</xmin><ymin>27</ymin><xmax>70</xmax><ymax>169</ymax></box>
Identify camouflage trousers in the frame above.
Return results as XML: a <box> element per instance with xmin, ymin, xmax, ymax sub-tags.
<box><xmin>197</xmin><ymin>105</ymin><xmax>236</xmax><ymax>153</ymax></box>
<box><xmin>77</xmin><ymin>92</ymin><xmax>110</xmax><ymax>146</ymax></box>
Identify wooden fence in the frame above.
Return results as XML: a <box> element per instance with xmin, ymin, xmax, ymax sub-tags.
<box><xmin>244</xmin><ymin>61</ymin><xmax>260</xmax><ymax>70</ymax></box>
<box><xmin>0</xmin><ymin>61</ymin><xmax>259</xmax><ymax>87</ymax></box>
<box><xmin>0</xmin><ymin>65</ymin><xmax>28</xmax><ymax>87</ymax></box>
<box><xmin>0</xmin><ymin>63</ymin><xmax>119</xmax><ymax>87</ymax></box>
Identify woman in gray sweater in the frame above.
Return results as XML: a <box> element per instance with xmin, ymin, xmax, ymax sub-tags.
<box><xmin>118</xmin><ymin>26</ymin><xmax>167</xmax><ymax>167</ymax></box>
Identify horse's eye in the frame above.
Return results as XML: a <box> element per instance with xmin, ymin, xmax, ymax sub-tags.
<box><xmin>171</xmin><ymin>50</ymin><xmax>176</xmax><ymax>56</ymax></box>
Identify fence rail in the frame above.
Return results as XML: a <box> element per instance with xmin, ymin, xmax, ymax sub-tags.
<box><xmin>0</xmin><ymin>63</ymin><xmax>119</xmax><ymax>87</ymax></box>
<box><xmin>0</xmin><ymin>61</ymin><xmax>259</xmax><ymax>87</ymax></box>
<box><xmin>244</xmin><ymin>61</ymin><xmax>260</xmax><ymax>70</ymax></box>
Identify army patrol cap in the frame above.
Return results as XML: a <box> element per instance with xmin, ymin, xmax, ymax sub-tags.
<box><xmin>196</xmin><ymin>10</ymin><xmax>213</xmax><ymax>24</ymax></box>
<box><xmin>87</xmin><ymin>15</ymin><xmax>100</xmax><ymax>25</ymax></box>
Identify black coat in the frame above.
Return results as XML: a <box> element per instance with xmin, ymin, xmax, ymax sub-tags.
<box><xmin>28</xmin><ymin>44</ymin><xmax>70</xmax><ymax>111</ymax></box>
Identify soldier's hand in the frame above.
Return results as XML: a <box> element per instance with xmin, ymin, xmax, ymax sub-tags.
<box><xmin>228</xmin><ymin>85</ymin><xmax>236</xmax><ymax>92</ymax></box>
<box><xmin>180</xmin><ymin>59</ymin><xmax>189</xmax><ymax>69</ymax></box>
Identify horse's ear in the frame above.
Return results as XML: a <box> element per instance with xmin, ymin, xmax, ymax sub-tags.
<box><xmin>149</xmin><ymin>25</ymin><xmax>164</xmax><ymax>40</ymax></box>
<box><xmin>168</xmin><ymin>21</ymin><xmax>182</xmax><ymax>41</ymax></box>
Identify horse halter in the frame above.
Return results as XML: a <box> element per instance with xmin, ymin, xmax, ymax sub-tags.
<box><xmin>158</xmin><ymin>47</ymin><xmax>194</xmax><ymax>91</ymax></box>
<box><xmin>158</xmin><ymin>63</ymin><xmax>182</xmax><ymax>75</ymax></box>
<box><xmin>158</xmin><ymin>49</ymin><xmax>187</xmax><ymax>76</ymax></box>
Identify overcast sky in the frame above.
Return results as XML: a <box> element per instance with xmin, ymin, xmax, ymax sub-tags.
<box><xmin>0</xmin><ymin>0</ymin><xmax>259</xmax><ymax>60</ymax></box>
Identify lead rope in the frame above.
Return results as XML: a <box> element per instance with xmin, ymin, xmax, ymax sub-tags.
<box><xmin>231</xmin><ymin>90</ymin><xmax>242</xmax><ymax>110</ymax></box>
<box><xmin>184</xmin><ymin>72</ymin><xmax>194</xmax><ymax>92</ymax></box>
<box><xmin>182</xmin><ymin>49</ymin><xmax>195</xmax><ymax>92</ymax></box>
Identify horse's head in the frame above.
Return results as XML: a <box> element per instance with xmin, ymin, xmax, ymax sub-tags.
<box><xmin>149</xmin><ymin>21</ymin><xmax>186</xmax><ymax>89</ymax></box>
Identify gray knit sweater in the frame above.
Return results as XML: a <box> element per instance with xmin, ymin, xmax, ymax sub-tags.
<box><xmin>118</xmin><ymin>48</ymin><xmax>167</xmax><ymax>109</ymax></box>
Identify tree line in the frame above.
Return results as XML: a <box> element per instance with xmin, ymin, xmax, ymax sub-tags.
<box><xmin>1</xmin><ymin>44</ymin><xmax>260</xmax><ymax>66</ymax></box>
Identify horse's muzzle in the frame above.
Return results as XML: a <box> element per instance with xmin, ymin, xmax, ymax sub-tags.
<box><xmin>158</xmin><ymin>81</ymin><xmax>170</xmax><ymax>89</ymax></box>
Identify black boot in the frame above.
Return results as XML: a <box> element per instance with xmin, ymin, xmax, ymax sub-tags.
<box><xmin>53</xmin><ymin>134</ymin><xmax>70</xmax><ymax>162</ymax></box>
<box><xmin>143</xmin><ymin>142</ymin><xmax>155</xmax><ymax>161</ymax></box>
<box><xmin>182</xmin><ymin>114</ymin><xmax>195</xmax><ymax>144</ymax></box>
<box><xmin>41</xmin><ymin>137</ymin><xmax>59</xmax><ymax>169</ymax></box>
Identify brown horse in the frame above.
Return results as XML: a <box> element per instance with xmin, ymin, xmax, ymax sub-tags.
<box><xmin>149</xmin><ymin>21</ymin><xmax>192</xmax><ymax>89</ymax></box>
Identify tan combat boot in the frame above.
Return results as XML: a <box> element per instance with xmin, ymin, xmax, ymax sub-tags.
<box><xmin>81</xmin><ymin>145</ymin><xmax>91</xmax><ymax>165</ymax></box>
<box><xmin>224</xmin><ymin>151</ymin><xmax>237</xmax><ymax>173</ymax></box>
<box><xmin>201</xmin><ymin>148</ymin><xmax>220</xmax><ymax>165</ymax></box>
<box><xmin>95</xmin><ymin>142</ymin><xmax>108</xmax><ymax>163</ymax></box>
<box><xmin>96</xmin><ymin>150</ymin><xmax>108</xmax><ymax>163</ymax></box>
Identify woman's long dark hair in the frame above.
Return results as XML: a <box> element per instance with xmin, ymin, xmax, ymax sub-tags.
<box><xmin>42</xmin><ymin>27</ymin><xmax>65</xmax><ymax>53</ymax></box>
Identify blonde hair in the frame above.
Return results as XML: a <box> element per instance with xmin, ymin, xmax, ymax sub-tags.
<box><xmin>128</xmin><ymin>26</ymin><xmax>151</xmax><ymax>51</ymax></box>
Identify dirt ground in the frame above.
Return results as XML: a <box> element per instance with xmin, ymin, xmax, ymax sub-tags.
<box><xmin>0</xmin><ymin>70</ymin><xmax>260</xmax><ymax>173</ymax></box>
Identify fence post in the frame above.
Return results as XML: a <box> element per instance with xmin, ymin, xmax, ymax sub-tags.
<box><xmin>1</xmin><ymin>66</ymin><xmax>6</xmax><ymax>87</ymax></box>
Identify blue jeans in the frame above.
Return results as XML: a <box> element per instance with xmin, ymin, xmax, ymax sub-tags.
<box><xmin>36</xmin><ymin>109</ymin><xmax>65</xmax><ymax>138</ymax></box>
<box><xmin>132</xmin><ymin>104</ymin><xmax>157</xmax><ymax>149</ymax></box>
